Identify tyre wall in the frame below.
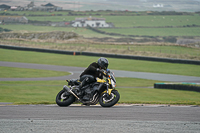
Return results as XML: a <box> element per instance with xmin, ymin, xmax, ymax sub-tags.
<box><xmin>154</xmin><ymin>83</ymin><xmax>200</xmax><ymax>92</ymax></box>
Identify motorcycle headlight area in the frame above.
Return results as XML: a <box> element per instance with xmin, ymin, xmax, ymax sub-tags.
<box><xmin>111</xmin><ymin>79</ymin><xmax>116</xmax><ymax>88</ymax></box>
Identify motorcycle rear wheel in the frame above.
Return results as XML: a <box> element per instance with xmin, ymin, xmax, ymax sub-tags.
<box><xmin>99</xmin><ymin>90</ymin><xmax>120</xmax><ymax>107</ymax></box>
<box><xmin>56</xmin><ymin>89</ymin><xmax>75</xmax><ymax>107</ymax></box>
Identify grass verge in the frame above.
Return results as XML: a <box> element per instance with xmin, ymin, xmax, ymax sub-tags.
<box><xmin>0</xmin><ymin>66</ymin><xmax>70</xmax><ymax>78</ymax></box>
<box><xmin>117</xmin><ymin>87</ymin><xmax>200</xmax><ymax>105</ymax></box>
<box><xmin>0</xmin><ymin>78</ymin><xmax>199</xmax><ymax>105</ymax></box>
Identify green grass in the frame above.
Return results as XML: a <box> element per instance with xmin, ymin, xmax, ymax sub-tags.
<box><xmin>2</xmin><ymin>11</ymin><xmax>69</xmax><ymax>16</ymax></box>
<box><xmin>27</xmin><ymin>16</ymin><xmax>76</xmax><ymax>22</ymax></box>
<box><xmin>3</xmin><ymin>39</ymin><xmax>200</xmax><ymax>56</ymax></box>
<box><xmin>1</xmin><ymin>15</ymin><xmax>200</xmax><ymax>37</ymax></box>
<box><xmin>25</xmin><ymin>15</ymin><xmax>200</xmax><ymax>27</ymax></box>
<box><xmin>116</xmin><ymin>77</ymin><xmax>159</xmax><ymax>87</ymax></box>
<box><xmin>0</xmin><ymin>25</ymin><xmax>112</xmax><ymax>38</ymax></box>
<box><xmin>105</xmin><ymin>15</ymin><xmax>200</xmax><ymax>27</ymax></box>
<box><xmin>0</xmin><ymin>66</ymin><xmax>70</xmax><ymax>78</ymax></box>
<box><xmin>1</xmin><ymin>24</ymin><xmax>199</xmax><ymax>37</ymax></box>
<box><xmin>0</xmin><ymin>48</ymin><xmax>200</xmax><ymax>77</ymax></box>
<box><xmin>0</xmin><ymin>25</ymin><xmax>73</xmax><ymax>32</ymax></box>
<box><xmin>2</xmin><ymin>39</ymin><xmax>200</xmax><ymax>60</ymax></box>
<box><xmin>101</xmin><ymin>27</ymin><xmax>200</xmax><ymax>36</ymax></box>
<box><xmin>0</xmin><ymin>78</ymin><xmax>199</xmax><ymax>105</ymax></box>
<box><xmin>0</xmin><ymin>81</ymin><xmax>62</xmax><ymax>104</ymax></box>
<box><xmin>117</xmin><ymin>87</ymin><xmax>200</xmax><ymax>105</ymax></box>
<box><xmin>2</xmin><ymin>10</ymin><xmax>142</xmax><ymax>16</ymax></box>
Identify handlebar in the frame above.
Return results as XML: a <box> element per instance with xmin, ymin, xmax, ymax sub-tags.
<box><xmin>102</xmin><ymin>69</ymin><xmax>109</xmax><ymax>77</ymax></box>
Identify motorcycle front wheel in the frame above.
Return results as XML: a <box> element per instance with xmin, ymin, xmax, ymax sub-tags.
<box><xmin>99</xmin><ymin>90</ymin><xmax>120</xmax><ymax>107</ymax></box>
<box><xmin>56</xmin><ymin>89</ymin><xmax>75</xmax><ymax>107</ymax></box>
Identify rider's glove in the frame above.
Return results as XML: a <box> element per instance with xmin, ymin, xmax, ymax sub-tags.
<box><xmin>97</xmin><ymin>68</ymin><xmax>104</xmax><ymax>74</ymax></box>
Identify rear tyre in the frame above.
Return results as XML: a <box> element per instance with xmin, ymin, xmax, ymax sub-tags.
<box><xmin>56</xmin><ymin>89</ymin><xmax>75</xmax><ymax>107</ymax></box>
<box><xmin>99</xmin><ymin>90</ymin><xmax>120</xmax><ymax>107</ymax></box>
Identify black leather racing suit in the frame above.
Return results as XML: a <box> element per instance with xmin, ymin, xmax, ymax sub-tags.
<box><xmin>79</xmin><ymin>62</ymin><xmax>103</xmax><ymax>100</ymax></box>
<box><xmin>80</xmin><ymin>62</ymin><xmax>103</xmax><ymax>86</ymax></box>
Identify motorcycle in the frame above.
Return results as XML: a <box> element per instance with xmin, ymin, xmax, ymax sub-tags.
<box><xmin>56</xmin><ymin>69</ymin><xmax>120</xmax><ymax>107</ymax></box>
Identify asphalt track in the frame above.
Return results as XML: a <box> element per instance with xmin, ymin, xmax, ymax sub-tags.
<box><xmin>1</xmin><ymin>61</ymin><xmax>200</xmax><ymax>132</ymax></box>
<box><xmin>1</xmin><ymin>61</ymin><xmax>200</xmax><ymax>83</ymax></box>
<box><xmin>0</xmin><ymin>104</ymin><xmax>200</xmax><ymax>133</ymax></box>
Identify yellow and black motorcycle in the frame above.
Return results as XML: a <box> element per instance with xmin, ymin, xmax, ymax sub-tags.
<box><xmin>56</xmin><ymin>69</ymin><xmax>120</xmax><ymax>107</ymax></box>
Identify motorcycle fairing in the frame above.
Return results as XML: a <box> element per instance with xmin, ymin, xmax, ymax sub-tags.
<box><xmin>96</xmin><ymin>78</ymin><xmax>106</xmax><ymax>83</ymax></box>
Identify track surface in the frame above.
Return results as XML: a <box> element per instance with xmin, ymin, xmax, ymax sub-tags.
<box><xmin>0</xmin><ymin>104</ymin><xmax>200</xmax><ymax>133</ymax></box>
<box><xmin>1</xmin><ymin>61</ymin><xmax>200</xmax><ymax>83</ymax></box>
<box><xmin>0</xmin><ymin>61</ymin><xmax>200</xmax><ymax>132</ymax></box>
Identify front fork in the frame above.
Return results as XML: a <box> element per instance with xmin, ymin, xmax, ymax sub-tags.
<box><xmin>103</xmin><ymin>82</ymin><xmax>113</xmax><ymax>96</ymax></box>
<box><xmin>106</xmin><ymin>78</ymin><xmax>112</xmax><ymax>95</ymax></box>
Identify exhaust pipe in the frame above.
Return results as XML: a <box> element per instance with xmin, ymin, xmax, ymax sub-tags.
<box><xmin>63</xmin><ymin>85</ymin><xmax>80</xmax><ymax>100</ymax></box>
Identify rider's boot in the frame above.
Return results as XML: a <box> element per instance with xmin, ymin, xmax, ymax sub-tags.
<box><xmin>79</xmin><ymin>77</ymin><xmax>91</xmax><ymax>101</ymax></box>
<box><xmin>79</xmin><ymin>77</ymin><xmax>89</xmax><ymax>90</ymax></box>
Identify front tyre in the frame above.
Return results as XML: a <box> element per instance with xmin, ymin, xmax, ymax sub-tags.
<box><xmin>56</xmin><ymin>89</ymin><xmax>75</xmax><ymax>107</ymax></box>
<box><xmin>99</xmin><ymin>90</ymin><xmax>120</xmax><ymax>107</ymax></box>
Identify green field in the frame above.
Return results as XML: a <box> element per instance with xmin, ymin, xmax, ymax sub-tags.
<box><xmin>105</xmin><ymin>15</ymin><xmax>200</xmax><ymax>27</ymax></box>
<box><xmin>1</xmin><ymin>14</ymin><xmax>200</xmax><ymax>37</ymax></box>
<box><xmin>1</xmin><ymin>10</ymin><xmax>140</xmax><ymax>17</ymax></box>
<box><xmin>0</xmin><ymin>25</ymin><xmax>73</xmax><ymax>32</ymax></box>
<box><xmin>101</xmin><ymin>27</ymin><xmax>200</xmax><ymax>36</ymax></box>
<box><xmin>1</xmin><ymin>24</ymin><xmax>200</xmax><ymax>38</ymax></box>
<box><xmin>0</xmin><ymin>25</ymin><xmax>112</xmax><ymax>38</ymax></box>
<box><xmin>25</xmin><ymin>15</ymin><xmax>200</xmax><ymax>27</ymax></box>
<box><xmin>2</xmin><ymin>11</ymin><xmax>69</xmax><ymax>16</ymax></box>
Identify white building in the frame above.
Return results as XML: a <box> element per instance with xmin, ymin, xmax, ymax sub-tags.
<box><xmin>153</xmin><ymin>4</ymin><xmax>164</xmax><ymax>8</ymax></box>
<box><xmin>71</xmin><ymin>17</ymin><xmax>110</xmax><ymax>28</ymax></box>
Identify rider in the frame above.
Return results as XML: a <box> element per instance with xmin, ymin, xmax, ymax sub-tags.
<box><xmin>79</xmin><ymin>57</ymin><xmax>109</xmax><ymax>101</ymax></box>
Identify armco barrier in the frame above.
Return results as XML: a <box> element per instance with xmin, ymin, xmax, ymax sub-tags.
<box><xmin>154</xmin><ymin>83</ymin><xmax>200</xmax><ymax>92</ymax></box>
<box><xmin>0</xmin><ymin>44</ymin><xmax>200</xmax><ymax>65</ymax></box>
